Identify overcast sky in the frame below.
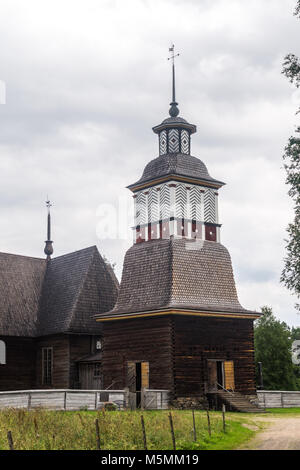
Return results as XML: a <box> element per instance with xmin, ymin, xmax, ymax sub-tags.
<box><xmin>0</xmin><ymin>0</ymin><xmax>299</xmax><ymax>325</ymax></box>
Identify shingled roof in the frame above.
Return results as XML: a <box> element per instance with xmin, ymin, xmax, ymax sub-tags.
<box><xmin>0</xmin><ymin>246</ymin><xmax>119</xmax><ymax>337</ymax></box>
<box><xmin>128</xmin><ymin>153</ymin><xmax>225</xmax><ymax>190</ymax></box>
<box><xmin>96</xmin><ymin>238</ymin><xmax>257</xmax><ymax>319</ymax></box>
<box><xmin>0</xmin><ymin>253</ymin><xmax>46</xmax><ymax>336</ymax></box>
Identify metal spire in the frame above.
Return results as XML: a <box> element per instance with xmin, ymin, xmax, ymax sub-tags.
<box><xmin>44</xmin><ymin>198</ymin><xmax>53</xmax><ymax>261</ymax></box>
<box><xmin>167</xmin><ymin>44</ymin><xmax>180</xmax><ymax>117</ymax></box>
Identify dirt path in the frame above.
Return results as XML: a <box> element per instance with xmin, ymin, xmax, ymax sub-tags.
<box><xmin>240</xmin><ymin>415</ymin><xmax>300</xmax><ymax>450</ymax></box>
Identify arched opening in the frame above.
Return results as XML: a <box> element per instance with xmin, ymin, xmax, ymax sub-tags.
<box><xmin>0</xmin><ymin>340</ymin><xmax>6</xmax><ymax>365</ymax></box>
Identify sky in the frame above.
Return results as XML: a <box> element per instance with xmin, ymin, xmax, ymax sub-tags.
<box><xmin>0</xmin><ymin>0</ymin><xmax>299</xmax><ymax>325</ymax></box>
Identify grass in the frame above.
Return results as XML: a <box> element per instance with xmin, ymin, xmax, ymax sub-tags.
<box><xmin>0</xmin><ymin>408</ymin><xmax>262</xmax><ymax>451</ymax></box>
<box><xmin>266</xmin><ymin>407</ymin><xmax>300</xmax><ymax>414</ymax></box>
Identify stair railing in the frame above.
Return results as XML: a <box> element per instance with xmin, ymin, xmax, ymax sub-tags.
<box><xmin>216</xmin><ymin>382</ymin><xmax>234</xmax><ymax>395</ymax></box>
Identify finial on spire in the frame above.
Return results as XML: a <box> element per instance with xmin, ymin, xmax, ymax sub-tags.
<box><xmin>44</xmin><ymin>198</ymin><xmax>53</xmax><ymax>261</ymax></box>
<box><xmin>167</xmin><ymin>44</ymin><xmax>180</xmax><ymax>117</ymax></box>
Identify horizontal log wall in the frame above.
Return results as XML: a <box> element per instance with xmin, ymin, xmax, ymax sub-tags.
<box><xmin>257</xmin><ymin>391</ymin><xmax>300</xmax><ymax>408</ymax></box>
<box><xmin>102</xmin><ymin>317</ymin><xmax>174</xmax><ymax>393</ymax></box>
<box><xmin>35</xmin><ymin>335</ymin><xmax>70</xmax><ymax>388</ymax></box>
<box><xmin>0</xmin><ymin>336</ymin><xmax>36</xmax><ymax>390</ymax></box>
<box><xmin>173</xmin><ymin>316</ymin><xmax>256</xmax><ymax>397</ymax></box>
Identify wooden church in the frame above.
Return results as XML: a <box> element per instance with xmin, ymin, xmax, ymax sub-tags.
<box><xmin>95</xmin><ymin>47</ymin><xmax>261</xmax><ymax>408</ymax></box>
<box><xmin>0</xmin><ymin>202</ymin><xmax>119</xmax><ymax>391</ymax></box>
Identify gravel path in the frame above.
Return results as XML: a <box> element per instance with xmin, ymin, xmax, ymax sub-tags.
<box><xmin>240</xmin><ymin>416</ymin><xmax>300</xmax><ymax>450</ymax></box>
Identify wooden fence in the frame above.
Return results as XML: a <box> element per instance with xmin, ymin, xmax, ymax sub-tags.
<box><xmin>257</xmin><ymin>390</ymin><xmax>300</xmax><ymax>408</ymax></box>
<box><xmin>143</xmin><ymin>389</ymin><xmax>169</xmax><ymax>410</ymax></box>
<box><xmin>0</xmin><ymin>390</ymin><xmax>127</xmax><ymax>411</ymax></box>
<box><xmin>0</xmin><ymin>389</ymin><xmax>170</xmax><ymax>411</ymax></box>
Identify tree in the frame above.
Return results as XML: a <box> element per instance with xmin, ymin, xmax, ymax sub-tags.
<box><xmin>281</xmin><ymin>2</ymin><xmax>300</xmax><ymax>310</ymax></box>
<box><xmin>254</xmin><ymin>307</ymin><xmax>298</xmax><ymax>390</ymax></box>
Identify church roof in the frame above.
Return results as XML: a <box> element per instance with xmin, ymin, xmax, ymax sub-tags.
<box><xmin>0</xmin><ymin>246</ymin><xmax>119</xmax><ymax>337</ymax></box>
<box><xmin>96</xmin><ymin>238</ymin><xmax>258</xmax><ymax>320</ymax></box>
<box><xmin>127</xmin><ymin>153</ymin><xmax>225</xmax><ymax>190</ymax></box>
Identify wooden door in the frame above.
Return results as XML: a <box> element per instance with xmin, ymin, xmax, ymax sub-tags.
<box><xmin>79</xmin><ymin>363</ymin><xmax>102</xmax><ymax>390</ymax></box>
<box><xmin>207</xmin><ymin>361</ymin><xmax>217</xmax><ymax>391</ymax></box>
<box><xmin>141</xmin><ymin>362</ymin><xmax>149</xmax><ymax>389</ymax></box>
<box><xmin>127</xmin><ymin>362</ymin><xmax>137</xmax><ymax>392</ymax></box>
<box><xmin>224</xmin><ymin>361</ymin><xmax>235</xmax><ymax>391</ymax></box>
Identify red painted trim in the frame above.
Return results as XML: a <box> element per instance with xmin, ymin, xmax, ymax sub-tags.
<box><xmin>205</xmin><ymin>224</ymin><xmax>217</xmax><ymax>242</ymax></box>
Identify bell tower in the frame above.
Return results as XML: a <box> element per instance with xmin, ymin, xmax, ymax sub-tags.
<box><xmin>128</xmin><ymin>45</ymin><xmax>224</xmax><ymax>244</ymax></box>
<box><xmin>96</xmin><ymin>48</ymin><xmax>260</xmax><ymax>404</ymax></box>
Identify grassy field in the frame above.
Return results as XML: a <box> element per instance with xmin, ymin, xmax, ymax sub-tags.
<box><xmin>0</xmin><ymin>408</ymin><xmax>262</xmax><ymax>450</ymax></box>
<box><xmin>266</xmin><ymin>407</ymin><xmax>300</xmax><ymax>414</ymax></box>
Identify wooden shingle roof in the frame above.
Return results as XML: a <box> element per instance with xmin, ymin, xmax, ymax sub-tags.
<box><xmin>128</xmin><ymin>153</ymin><xmax>225</xmax><ymax>190</ymax></box>
<box><xmin>96</xmin><ymin>238</ymin><xmax>257</xmax><ymax>320</ymax></box>
<box><xmin>0</xmin><ymin>246</ymin><xmax>119</xmax><ymax>337</ymax></box>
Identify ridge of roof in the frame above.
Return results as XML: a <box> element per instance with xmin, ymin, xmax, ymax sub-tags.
<box><xmin>0</xmin><ymin>251</ymin><xmax>44</xmax><ymax>262</ymax></box>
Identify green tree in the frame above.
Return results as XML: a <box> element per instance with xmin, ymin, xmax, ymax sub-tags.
<box><xmin>254</xmin><ymin>307</ymin><xmax>298</xmax><ymax>390</ymax></box>
<box><xmin>281</xmin><ymin>2</ymin><xmax>300</xmax><ymax>310</ymax></box>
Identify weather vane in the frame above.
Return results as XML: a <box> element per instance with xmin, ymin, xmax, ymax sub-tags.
<box><xmin>167</xmin><ymin>44</ymin><xmax>180</xmax><ymax>117</ymax></box>
<box><xmin>44</xmin><ymin>197</ymin><xmax>54</xmax><ymax>261</ymax></box>
<box><xmin>168</xmin><ymin>44</ymin><xmax>180</xmax><ymax>66</ymax></box>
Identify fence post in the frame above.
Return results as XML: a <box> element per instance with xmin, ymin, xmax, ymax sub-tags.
<box><xmin>124</xmin><ymin>387</ymin><xmax>129</xmax><ymax>409</ymax></box>
<box><xmin>168</xmin><ymin>412</ymin><xmax>176</xmax><ymax>450</ymax></box>
<box><xmin>95</xmin><ymin>418</ymin><xmax>101</xmax><ymax>450</ymax></box>
<box><xmin>141</xmin><ymin>415</ymin><xmax>147</xmax><ymax>450</ymax></box>
<box><xmin>95</xmin><ymin>392</ymin><xmax>98</xmax><ymax>410</ymax></box>
<box><xmin>27</xmin><ymin>392</ymin><xmax>31</xmax><ymax>411</ymax></box>
<box><xmin>206</xmin><ymin>409</ymin><xmax>211</xmax><ymax>437</ymax></box>
<box><xmin>64</xmin><ymin>391</ymin><xmax>67</xmax><ymax>410</ymax></box>
<box><xmin>222</xmin><ymin>404</ymin><xmax>226</xmax><ymax>433</ymax></box>
<box><xmin>192</xmin><ymin>410</ymin><xmax>197</xmax><ymax>442</ymax></box>
<box><xmin>7</xmin><ymin>431</ymin><xmax>14</xmax><ymax>450</ymax></box>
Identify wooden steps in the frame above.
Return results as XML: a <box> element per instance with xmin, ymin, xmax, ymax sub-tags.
<box><xmin>212</xmin><ymin>391</ymin><xmax>266</xmax><ymax>413</ymax></box>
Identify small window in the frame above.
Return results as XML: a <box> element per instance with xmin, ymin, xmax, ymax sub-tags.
<box><xmin>0</xmin><ymin>340</ymin><xmax>6</xmax><ymax>365</ymax></box>
<box><xmin>96</xmin><ymin>339</ymin><xmax>102</xmax><ymax>350</ymax></box>
<box><xmin>94</xmin><ymin>363</ymin><xmax>101</xmax><ymax>378</ymax></box>
<box><xmin>42</xmin><ymin>347</ymin><xmax>53</xmax><ymax>386</ymax></box>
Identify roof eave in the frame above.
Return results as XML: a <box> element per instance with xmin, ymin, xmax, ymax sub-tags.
<box><xmin>127</xmin><ymin>174</ymin><xmax>225</xmax><ymax>193</ymax></box>
<box><xmin>94</xmin><ymin>307</ymin><xmax>261</xmax><ymax>322</ymax></box>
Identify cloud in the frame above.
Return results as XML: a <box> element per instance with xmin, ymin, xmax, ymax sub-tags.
<box><xmin>0</xmin><ymin>0</ymin><xmax>299</xmax><ymax>325</ymax></box>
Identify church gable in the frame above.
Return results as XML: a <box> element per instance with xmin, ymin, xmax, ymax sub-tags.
<box><xmin>68</xmin><ymin>248</ymin><xmax>119</xmax><ymax>334</ymax></box>
<box><xmin>38</xmin><ymin>246</ymin><xmax>118</xmax><ymax>336</ymax></box>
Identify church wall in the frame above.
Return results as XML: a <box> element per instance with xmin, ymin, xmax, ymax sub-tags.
<box><xmin>0</xmin><ymin>336</ymin><xmax>36</xmax><ymax>390</ymax></box>
<box><xmin>69</xmin><ymin>334</ymin><xmax>96</xmax><ymax>388</ymax></box>
<box><xmin>35</xmin><ymin>335</ymin><xmax>70</xmax><ymax>389</ymax></box>
<box><xmin>101</xmin><ymin>316</ymin><xmax>174</xmax><ymax>393</ymax></box>
<box><xmin>172</xmin><ymin>316</ymin><xmax>256</xmax><ymax>397</ymax></box>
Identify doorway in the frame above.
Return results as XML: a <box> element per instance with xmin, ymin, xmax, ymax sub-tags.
<box><xmin>127</xmin><ymin>361</ymin><xmax>149</xmax><ymax>408</ymax></box>
<box><xmin>207</xmin><ymin>360</ymin><xmax>235</xmax><ymax>392</ymax></box>
<box><xmin>78</xmin><ymin>362</ymin><xmax>102</xmax><ymax>389</ymax></box>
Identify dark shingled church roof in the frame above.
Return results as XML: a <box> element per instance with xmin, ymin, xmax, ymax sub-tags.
<box><xmin>128</xmin><ymin>153</ymin><xmax>225</xmax><ymax>189</ymax></box>
<box><xmin>0</xmin><ymin>246</ymin><xmax>119</xmax><ymax>337</ymax></box>
<box><xmin>97</xmin><ymin>238</ymin><xmax>257</xmax><ymax>319</ymax></box>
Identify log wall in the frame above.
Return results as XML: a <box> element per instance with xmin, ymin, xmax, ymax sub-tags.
<box><xmin>101</xmin><ymin>317</ymin><xmax>174</xmax><ymax>392</ymax></box>
<box><xmin>101</xmin><ymin>315</ymin><xmax>257</xmax><ymax>398</ymax></box>
<box><xmin>173</xmin><ymin>316</ymin><xmax>256</xmax><ymax>396</ymax></box>
<box><xmin>0</xmin><ymin>336</ymin><xmax>36</xmax><ymax>391</ymax></box>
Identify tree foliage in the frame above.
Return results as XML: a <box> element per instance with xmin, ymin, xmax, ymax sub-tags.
<box><xmin>254</xmin><ymin>307</ymin><xmax>299</xmax><ymax>390</ymax></box>
<box><xmin>281</xmin><ymin>2</ymin><xmax>300</xmax><ymax>309</ymax></box>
